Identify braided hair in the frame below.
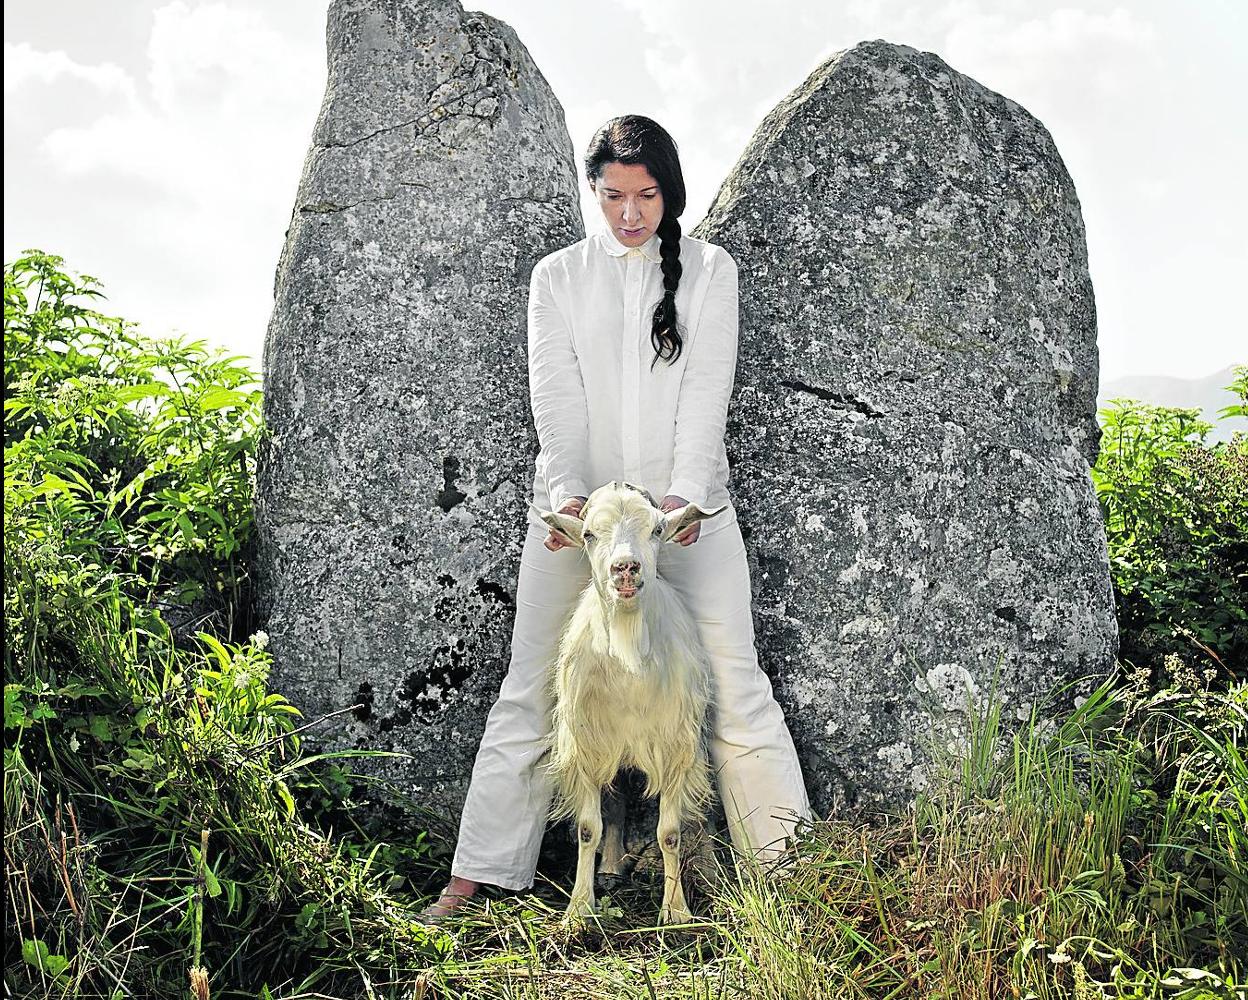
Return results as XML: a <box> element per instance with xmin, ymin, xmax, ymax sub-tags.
<box><xmin>584</xmin><ymin>115</ymin><xmax>687</xmax><ymax>371</ymax></box>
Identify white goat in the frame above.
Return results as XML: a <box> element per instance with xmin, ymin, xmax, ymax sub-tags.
<box><xmin>535</xmin><ymin>480</ymin><xmax>727</xmax><ymax>927</ymax></box>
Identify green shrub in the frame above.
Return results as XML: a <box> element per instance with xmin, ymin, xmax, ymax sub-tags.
<box><xmin>4</xmin><ymin>251</ymin><xmax>447</xmax><ymax>999</ymax></box>
<box><xmin>5</xmin><ymin>249</ymin><xmax>263</xmax><ymax>643</ymax></box>
<box><xmin>1092</xmin><ymin>366</ymin><xmax>1248</xmax><ymax>676</ymax></box>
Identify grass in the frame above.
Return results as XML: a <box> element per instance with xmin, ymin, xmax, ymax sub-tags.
<box><xmin>5</xmin><ymin>543</ymin><xmax>1243</xmax><ymax>997</ymax></box>
<box><xmin>404</xmin><ymin>660</ymin><xmax>1244</xmax><ymax>1000</ymax></box>
<box><xmin>9</xmin><ymin>603</ymin><xmax>1244</xmax><ymax>1000</ymax></box>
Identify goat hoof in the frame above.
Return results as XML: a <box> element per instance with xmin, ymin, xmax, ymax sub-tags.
<box><xmin>658</xmin><ymin>901</ymin><xmax>694</xmax><ymax>926</ymax></box>
<box><xmin>596</xmin><ymin>871</ymin><xmax>625</xmax><ymax>891</ymax></box>
<box><xmin>561</xmin><ymin>895</ymin><xmax>596</xmax><ymax>929</ymax></box>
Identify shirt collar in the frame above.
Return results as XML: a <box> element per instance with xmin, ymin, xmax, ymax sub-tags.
<box><xmin>597</xmin><ymin>223</ymin><xmax>662</xmax><ymax>262</ymax></box>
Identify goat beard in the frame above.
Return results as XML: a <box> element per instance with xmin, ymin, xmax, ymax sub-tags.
<box><xmin>603</xmin><ymin>595</ymin><xmax>652</xmax><ymax>673</ymax></box>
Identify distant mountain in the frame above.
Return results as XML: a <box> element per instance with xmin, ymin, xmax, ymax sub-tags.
<box><xmin>1097</xmin><ymin>364</ymin><xmax>1246</xmax><ymax>444</ymax></box>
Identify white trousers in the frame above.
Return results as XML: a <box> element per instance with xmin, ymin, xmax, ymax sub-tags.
<box><xmin>450</xmin><ymin>503</ymin><xmax>813</xmax><ymax>890</ymax></box>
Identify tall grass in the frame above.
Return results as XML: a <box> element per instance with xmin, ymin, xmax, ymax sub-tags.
<box><xmin>413</xmin><ymin>666</ymin><xmax>1244</xmax><ymax>1000</ymax></box>
<box><xmin>4</xmin><ymin>542</ymin><xmax>456</xmax><ymax>996</ymax></box>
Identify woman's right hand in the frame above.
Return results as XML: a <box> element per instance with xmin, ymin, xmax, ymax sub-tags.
<box><xmin>544</xmin><ymin>495</ymin><xmax>587</xmax><ymax>551</ymax></box>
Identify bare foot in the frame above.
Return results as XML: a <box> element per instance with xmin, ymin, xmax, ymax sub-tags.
<box><xmin>420</xmin><ymin>875</ymin><xmax>481</xmax><ymax>923</ymax></box>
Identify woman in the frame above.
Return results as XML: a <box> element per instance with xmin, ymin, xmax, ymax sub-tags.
<box><xmin>422</xmin><ymin>115</ymin><xmax>812</xmax><ymax>921</ymax></box>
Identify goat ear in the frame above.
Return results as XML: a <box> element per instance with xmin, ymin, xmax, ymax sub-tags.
<box><xmin>539</xmin><ymin>510</ymin><xmax>586</xmax><ymax>548</ymax></box>
<box><xmin>661</xmin><ymin>502</ymin><xmax>728</xmax><ymax>543</ymax></box>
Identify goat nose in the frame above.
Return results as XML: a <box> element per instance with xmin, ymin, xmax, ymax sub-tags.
<box><xmin>611</xmin><ymin>559</ymin><xmax>641</xmax><ymax>577</ymax></box>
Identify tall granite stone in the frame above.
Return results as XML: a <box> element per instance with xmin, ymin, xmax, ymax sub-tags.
<box><xmin>254</xmin><ymin>0</ymin><xmax>583</xmax><ymax>829</ymax></box>
<box><xmin>692</xmin><ymin>39</ymin><xmax>1118</xmax><ymax>813</ymax></box>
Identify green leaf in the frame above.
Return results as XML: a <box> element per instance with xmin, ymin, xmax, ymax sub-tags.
<box><xmin>4</xmin><ymin>686</ymin><xmax>28</xmax><ymax>729</ymax></box>
<box><xmin>198</xmin><ymin>387</ymin><xmax>248</xmax><ymax>410</ymax></box>
<box><xmin>191</xmin><ymin>504</ymin><xmax>228</xmax><ymax>532</ymax></box>
<box><xmin>204</xmin><ymin>865</ymin><xmax>223</xmax><ymax>898</ymax></box>
<box><xmin>196</xmin><ymin>632</ymin><xmax>233</xmax><ymax>671</ymax></box>
<box><xmin>88</xmin><ymin>715</ymin><xmax>112</xmax><ymax>741</ymax></box>
<box><xmin>21</xmin><ymin>938</ymin><xmax>69</xmax><ymax>977</ymax></box>
<box><xmin>275</xmin><ymin>779</ymin><xmax>296</xmax><ymax>820</ymax></box>
<box><xmin>31</xmin><ymin>702</ymin><xmax>56</xmax><ymax>722</ymax></box>
<box><xmin>112</xmin><ymin>382</ymin><xmax>173</xmax><ymax>403</ymax></box>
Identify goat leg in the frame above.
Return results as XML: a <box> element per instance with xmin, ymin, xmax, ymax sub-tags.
<box><xmin>656</xmin><ymin>788</ymin><xmax>693</xmax><ymax>926</ymax></box>
<box><xmin>598</xmin><ymin>781</ymin><xmax>628</xmax><ymax>879</ymax></box>
<box><xmin>563</xmin><ymin>780</ymin><xmax>602</xmax><ymax>926</ymax></box>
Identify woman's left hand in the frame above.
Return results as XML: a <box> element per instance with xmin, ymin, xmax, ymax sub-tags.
<box><xmin>660</xmin><ymin>494</ymin><xmax>700</xmax><ymax>546</ymax></box>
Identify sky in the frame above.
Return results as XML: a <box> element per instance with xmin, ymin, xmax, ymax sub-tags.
<box><xmin>4</xmin><ymin>1</ymin><xmax>1245</xmax><ymax>384</ymax></box>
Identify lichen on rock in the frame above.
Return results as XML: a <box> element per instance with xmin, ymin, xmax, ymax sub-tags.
<box><xmin>254</xmin><ymin>0</ymin><xmax>583</xmax><ymax>825</ymax></box>
<box><xmin>693</xmin><ymin>38</ymin><xmax>1117</xmax><ymax>812</ymax></box>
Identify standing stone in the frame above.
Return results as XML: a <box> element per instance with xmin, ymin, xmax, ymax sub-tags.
<box><xmin>254</xmin><ymin>0</ymin><xmax>582</xmax><ymax>829</ymax></box>
<box><xmin>692</xmin><ymin>39</ymin><xmax>1118</xmax><ymax>813</ymax></box>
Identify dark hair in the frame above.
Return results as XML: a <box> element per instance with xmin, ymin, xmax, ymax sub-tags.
<box><xmin>584</xmin><ymin>115</ymin><xmax>687</xmax><ymax>371</ymax></box>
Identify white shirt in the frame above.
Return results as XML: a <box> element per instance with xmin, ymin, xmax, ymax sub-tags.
<box><xmin>525</xmin><ymin>220</ymin><xmax>739</xmax><ymax>536</ymax></box>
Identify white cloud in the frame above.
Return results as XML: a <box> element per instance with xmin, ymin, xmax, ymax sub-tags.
<box><xmin>4</xmin><ymin>2</ymin><xmax>324</xmax><ymax>367</ymax></box>
<box><xmin>3</xmin><ymin>41</ymin><xmax>137</xmax><ymax>99</ymax></box>
<box><xmin>940</xmin><ymin>4</ymin><xmax>1161</xmax><ymax>108</ymax></box>
<box><xmin>39</xmin><ymin>2</ymin><xmax>317</xmax><ymax>196</ymax></box>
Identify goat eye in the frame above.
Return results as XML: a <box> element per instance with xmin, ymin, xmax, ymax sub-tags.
<box><xmin>582</xmin><ymin>531</ymin><xmax>594</xmax><ymax>542</ymax></box>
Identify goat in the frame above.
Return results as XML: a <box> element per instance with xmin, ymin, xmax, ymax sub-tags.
<box><xmin>534</xmin><ymin>480</ymin><xmax>727</xmax><ymax>927</ymax></box>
